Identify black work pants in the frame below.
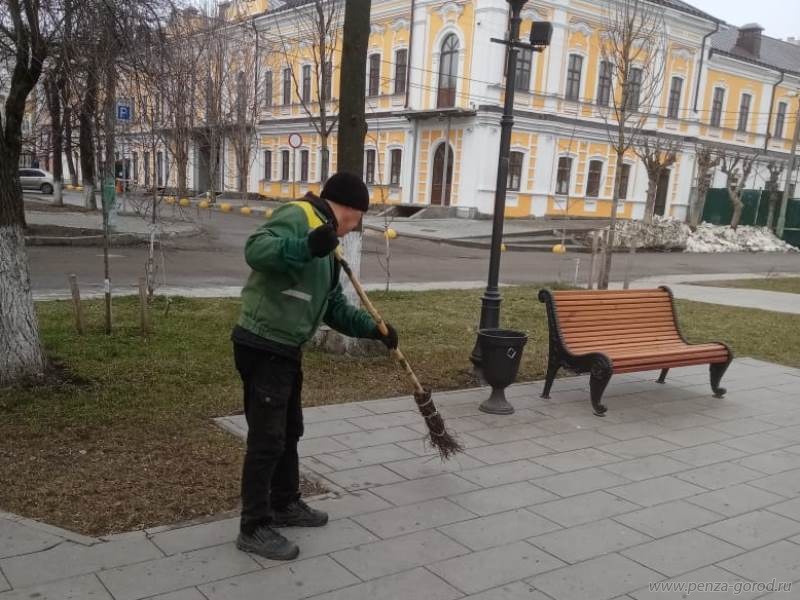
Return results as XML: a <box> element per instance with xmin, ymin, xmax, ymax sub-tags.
<box><xmin>233</xmin><ymin>343</ymin><xmax>303</xmax><ymax>534</ymax></box>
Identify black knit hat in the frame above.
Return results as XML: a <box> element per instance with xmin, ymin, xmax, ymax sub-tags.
<box><xmin>320</xmin><ymin>172</ymin><xmax>370</xmax><ymax>212</ymax></box>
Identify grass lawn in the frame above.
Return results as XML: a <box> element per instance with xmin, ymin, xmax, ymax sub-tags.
<box><xmin>1</xmin><ymin>287</ymin><xmax>799</xmax><ymax>536</ymax></box>
<box><xmin>691</xmin><ymin>277</ymin><xmax>800</xmax><ymax>294</ymax></box>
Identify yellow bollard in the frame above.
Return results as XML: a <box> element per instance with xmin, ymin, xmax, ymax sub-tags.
<box><xmin>220</xmin><ymin>203</ymin><xmax>232</xmax><ymax>213</ymax></box>
<box><xmin>198</xmin><ymin>200</ymin><xmax>210</xmax><ymax>209</ymax></box>
<box><xmin>384</xmin><ymin>228</ymin><xmax>398</xmax><ymax>240</ymax></box>
<box><xmin>240</xmin><ymin>206</ymin><xmax>252</xmax><ymax>216</ymax></box>
<box><xmin>552</xmin><ymin>244</ymin><xmax>567</xmax><ymax>254</ymax></box>
<box><xmin>264</xmin><ymin>208</ymin><xmax>274</xmax><ymax>218</ymax></box>
<box><xmin>179</xmin><ymin>198</ymin><xmax>191</xmax><ymax>207</ymax></box>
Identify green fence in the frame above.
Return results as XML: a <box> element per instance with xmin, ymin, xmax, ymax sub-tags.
<box><xmin>783</xmin><ymin>198</ymin><xmax>800</xmax><ymax>247</ymax></box>
<box><xmin>702</xmin><ymin>188</ymin><xmax>800</xmax><ymax>247</ymax></box>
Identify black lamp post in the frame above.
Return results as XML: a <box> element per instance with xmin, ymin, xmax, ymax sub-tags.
<box><xmin>470</xmin><ymin>1</ymin><xmax>552</xmax><ymax>373</ymax></box>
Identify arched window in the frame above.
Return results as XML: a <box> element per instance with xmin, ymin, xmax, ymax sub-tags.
<box><xmin>437</xmin><ymin>34</ymin><xmax>459</xmax><ymax>108</ymax></box>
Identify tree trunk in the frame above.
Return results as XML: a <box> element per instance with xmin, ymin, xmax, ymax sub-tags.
<box><xmin>45</xmin><ymin>77</ymin><xmax>64</xmax><ymax>206</ymax></box>
<box><xmin>63</xmin><ymin>107</ymin><xmax>78</xmax><ymax>186</ymax></box>
<box><xmin>643</xmin><ymin>172</ymin><xmax>657</xmax><ymax>225</ymax></box>
<box><xmin>318</xmin><ymin>0</ymin><xmax>373</xmax><ymax>353</ymax></box>
<box><xmin>337</xmin><ymin>0</ymin><xmax>371</xmax><ymax>300</ymax></box>
<box><xmin>209</xmin><ymin>136</ymin><xmax>219</xmax><ymax>201</ymax></box>
<box><xmin>599</xmin><ymin>149</ymin><xmax>626</xmax><ymax>289</ymax></box>
<box><xmin>730</xmin><ymin>189</ymin><xmax>744</xmax><ymax>230</ymax></box>
<box><xmin>80</xmin><ymin>69</ymin><xmax>98</xmax><ymax>209</ymax></box>
<box><xmin>176</xmin><ymin>153</ymin><xmax>188</xmax><ymax>199</ymax></box>
<box><xmin>0</xmin><ymin>155</ymin><xmax>47</xmax><ymax>384</ymax></box>
<box><xmin>337</xmin><ymin>0</ymin><xmax>370</xmax><ymax>176</ymax></box>
<box><xmin>103</xmin><ymin>58</ymin><xmax>117</xmax><ymax>191</ymax></box>
<box><xmin>690</xmin><ymin>187</ymin><xmax>703</xmax><ymax>229</ymax></box>
<box><xmin>767</xmin><ymin>192</ymin><xmax>779</xmax><ymax>231</ymax></box>
<box><xmin>320</xmin><ymin>134</ymin><xmax>329</xmax><ymax>183</ymax></box>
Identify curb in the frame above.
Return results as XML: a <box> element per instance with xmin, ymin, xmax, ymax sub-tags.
<box><xmin>362</xmin><ymin>223</ymin><xmax>588</xmax><ymax>253</ymax></box>
<box><xmin>25</xmin><ymin>226</ymin><xmax>203</xmax><ymax>247</ymax></box>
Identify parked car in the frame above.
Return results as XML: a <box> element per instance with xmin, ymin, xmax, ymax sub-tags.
<box><xmin>18</xmin><ymin>168</ymin><xmax>54</xmax><ymax>194</ymax></box>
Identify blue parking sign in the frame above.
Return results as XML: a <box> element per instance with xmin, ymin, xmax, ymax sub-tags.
<box><xmin>116</xmin><ymin>102</ymin><xmax>132</xmax><ymax>122</ymax></box>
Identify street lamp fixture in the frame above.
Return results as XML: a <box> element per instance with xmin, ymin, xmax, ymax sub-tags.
<box><xmin>470</xmin><ymin>0</ymin><xmax>552</xmax><ymax>376</ymax></box>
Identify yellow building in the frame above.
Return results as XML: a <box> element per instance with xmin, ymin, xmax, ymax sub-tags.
<box><xmin>123</xmin><ymin>0</ymin><xmax>800</xmax><ymax>220</ymax></box>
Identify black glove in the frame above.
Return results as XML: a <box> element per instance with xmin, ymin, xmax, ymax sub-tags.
<box><xmin>373</xmin><ymin>322</ymin><xmax>399</xmax><ymax>350</ymax></box>
<box><xmin>307</xmin><ymin>223</ymin><xmax>339</xmax><ymax>258</ymax></box>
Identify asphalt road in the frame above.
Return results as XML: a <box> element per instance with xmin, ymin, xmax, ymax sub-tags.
<box><xmin>26</xmin><ymin>196</ymin><xmax>800</xmax><ymax>297</ymax></box>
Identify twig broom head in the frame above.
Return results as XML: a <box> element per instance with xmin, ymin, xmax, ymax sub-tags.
<box><xmin>414</xmin><ymin>387</ymin><xmax>464</xmax><ymax>460</ymax></box>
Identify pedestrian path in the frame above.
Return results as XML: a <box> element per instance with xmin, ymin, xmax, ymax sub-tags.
<box><xmin>31</xmin><ymin>281</ymin><xmax>493</xmax><ymax>301</ymax></box>
<box><xmin>32</xmin><ymin>272</ymin><xmax>800</xmax><ymax>316</ymax></box>
<box><xmin>619</xmin><ymin>273</ymin><xmax>800</xmax><ymax>315</ymax></box>
<box><xmin>2</xmin><ymin>358</ymin><xmax>800</xmax><ymax>599</ymax></box>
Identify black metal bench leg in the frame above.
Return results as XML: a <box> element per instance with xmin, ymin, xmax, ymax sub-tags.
<box><xmin>710</xmin><ymin>360</ymin><xmax>730</xmax><ymax>398</ymax></box>
<box><xmin>589</xmin><ymin>362</ymin><xmax>612</xmax><ymax>416</ymax></box>
<box><xmin>541</xmin><ymin>363</ymin><xmax>560</xmax><ymax>399</ymax></box>
<box><xmin>657</xmin><ymin>368</ymin><xmax>669</xmax><ymax>384</ymax></box>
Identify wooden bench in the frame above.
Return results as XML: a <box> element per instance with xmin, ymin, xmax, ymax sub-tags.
<box><xmin>538</xmin><ymin>287</ymin><xmax>733</xmax><ymax>416</ymax></box>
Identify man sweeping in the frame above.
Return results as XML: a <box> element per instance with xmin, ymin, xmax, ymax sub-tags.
<box><xmin>231</xmin><ymin>172</ymin><xmax>398</xmax><ymax>560</ymax></box>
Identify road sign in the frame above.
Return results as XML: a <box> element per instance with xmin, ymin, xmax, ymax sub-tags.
<box><xmin>116</xmin><ymin>101</ymin><xmax>132</xmax><ymax>122</ymax></box>
<box><xmin>288</xmin><ymin>133</ymin><xmax>303</xmax><ymax>148</ymax></box>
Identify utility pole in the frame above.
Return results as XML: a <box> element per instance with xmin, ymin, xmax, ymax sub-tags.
<box><xmin>776</xmin><ymin>95</ymin><xmax>800</xmax><ymax>238</ymax></box>
<box><xmin>469</xmin><ymin>1</ymin><xmax>551</xmax><ymax>373</ymax></box>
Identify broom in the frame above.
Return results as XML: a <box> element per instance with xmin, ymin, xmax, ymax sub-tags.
<box><xmin>335</xmin><ymin>250</ymin><xmax>464</xmax><ymax>460</ymax></box>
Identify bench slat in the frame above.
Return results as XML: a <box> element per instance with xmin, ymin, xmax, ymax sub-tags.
<box><xmin>614</xmin><ymin>354</ymin><xmax>730</xmax><ymax>373</ymax></box>
<box><xmin>561</xmin><ymin>318</ymin><xmax>674</xmax><ymax>329</ymax></box>
<box><xmin>564</xmin><ymin>330</ymin><xmax>681</xmax><ymax>342</ymax></box>
<box><xmin>559</xmin><ymin>323</ymin><xmax>680</xmax><ymax>335</ymax></box>
<box><xmin>555</xmin><ymin>299</ymin><xmax>673</xmax><ymax>309</ymax></box>
<box><xmin>567</xmin><ymin>337</ymin><xmax>684</xmax><ymax>353</ymax></box>
<box><xmin>559</xmin><ymin>306</ymin><xmax>674</xmax><ymax>319</ymax></box>
<box><xmin>552</xmin><ymin>289</ymin><xmax>668</xmax><ymax>300</ymax></box>
<box><xmin>612</xmin><ymin>350</ymin><xmax>728</xmax><ymax>368</ymax></box>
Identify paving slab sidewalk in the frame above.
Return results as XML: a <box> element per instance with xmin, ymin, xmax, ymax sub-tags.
<box><xmin>2</xmin><ymin>357</ymin><xmax>800</xmax><ymax>598</ymax></box>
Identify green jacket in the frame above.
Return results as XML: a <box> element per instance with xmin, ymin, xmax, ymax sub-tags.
<box><xmin>238</xmin><ymin>199</ymin><xmax>376</xmax><ymax>348</ymax></box>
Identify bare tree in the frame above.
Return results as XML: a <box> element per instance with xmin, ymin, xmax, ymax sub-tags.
<box><xmin>765</xmin><ymin>161</ymin><xmax>785</xmax><ymax>231</ymax></box>
<box><xmin>633</xmin><ymin>134</ymin><xmax>680</xmax><ymax>224</ymax></box>
<box><xmin>688</xmin><ymin>144</ymin><xmax>719</xmax><ymax>229</ymax></box>
<box><xmin>78</xmin><ymin>64</ymin><xmax>99</xmax><ymax>208</ymax></box>
<box><xmin>159</xmin><ymin>9</ymin><xmax>206</xmax><ymax>201</ymax></box>
<box><xmin>597</xmin><ymin>0</ymin><xmax>667</xmax><ymax>288</ymax></box>
<box><xmin>225</xmin><ymin>20</ymin><xmax>261</xmax><ymax>204</ymax></box>
<box><xmin>719</xmin><ymin>150</ymin><xmax>759</xmax><ymax>230</ymax></box>
<box><xmin>276</xmin><ymin>0</ymin><xmax>342</xmax><ymax>183</ymax></box>
<box><xmin>0</xmin><ymin>0</ymin><xmax>52</xmax><ymax>383</ymax></box>
<box><xmin>43</xmin><ymin>73</ymin><xmax>63</xmax><ymax>204</ymax></box>
<box><xmin>61</xmin><ymin>74</ymin><xmax>79</xmax><ymax>186</ymax></box>
<box><xmin>194</xmin><ymin>7</ymin><xmax>231</xmax><ymax>202</ymax></box>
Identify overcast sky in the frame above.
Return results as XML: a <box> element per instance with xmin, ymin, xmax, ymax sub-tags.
<box><xmin>687</xmin><ymin>0</ymin><xmax>800</xmax><ymax>40</ymax></box>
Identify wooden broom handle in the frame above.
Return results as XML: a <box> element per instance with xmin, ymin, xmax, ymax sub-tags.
<box><xmin>335</xmin><ymin>248</ymin><xmax>425</xmax><ymax>395</ymax></box>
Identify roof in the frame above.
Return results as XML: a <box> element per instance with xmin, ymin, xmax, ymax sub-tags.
<box><xmin>711</xmin><ymin>26</ymin><xmax>800</xmax><ymax>75</ymax></box>
<box><xmin>267</xmin><ymin>0</ymin><xmax>314</xmax><ymax>13</ymax></box>
<box><xmin>269</xmin><ymin>0</ymin><xmax>721</xmax><ymax>22</ymax></box>
<box><xmin>649</xmin><ymin>0</ymin><xmax>721</xmax><ymax>23</ymax></box>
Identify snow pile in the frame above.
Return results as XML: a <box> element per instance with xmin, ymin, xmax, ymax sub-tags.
<box><xmin>576</xmin><ymin>216</ymin><xmax>690</xmax><ymax>250</ymax></box>
<box><xmin>614</xmin><ymin>216</ymin><xmax>690</xmax><ymax>250</ymax></box>
<box><xmin>685</xmin><ymin>223</ymin><xmax>799</xmax><ymax>253</ymax></box>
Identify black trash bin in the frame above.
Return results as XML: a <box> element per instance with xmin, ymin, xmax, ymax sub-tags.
<box><xmin>477</xmin><ymin>328</ymin><xmax>528</xmax><ymax>414</ymax></box>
